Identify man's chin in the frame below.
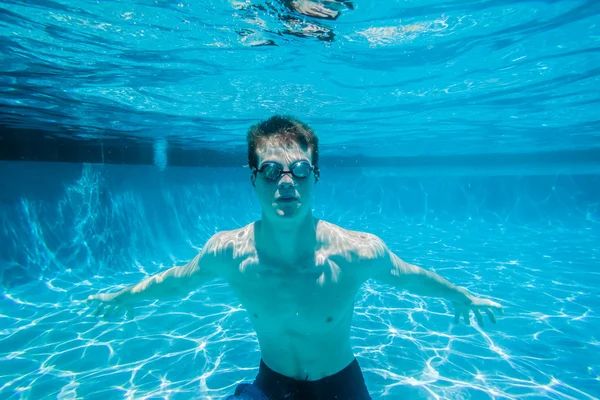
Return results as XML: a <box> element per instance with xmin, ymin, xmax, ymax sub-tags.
<box><xmin>273</xmin><ymin>203</ymin><xmax>303</xmax><ymax>218</ymax></box>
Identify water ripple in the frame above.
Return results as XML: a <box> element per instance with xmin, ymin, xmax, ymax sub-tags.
<box><xmin>0</xmin><ymin>163</ymin><xmax>599</xmax><ymax>398</ymax></box>
<box><xmin>1</xmin><ymin>0</ymin><xmax>599</xmax><ymax>156</ymax></box>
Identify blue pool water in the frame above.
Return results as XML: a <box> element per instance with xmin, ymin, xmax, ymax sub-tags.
<box><xmin>1</xmin><ymin>0</ymin><xmax>600</xmax><ymax>399</ymax></box>
<box><xmin>1</xmin><ymin>164</ymin><xmax>599</xmax><ymax>399</ymax></box>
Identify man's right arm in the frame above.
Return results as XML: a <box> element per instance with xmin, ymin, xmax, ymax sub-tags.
<box><xmin>87</xmin><ymin>232</ymin><xmax>228</xmax><ymax>307</ymax></box>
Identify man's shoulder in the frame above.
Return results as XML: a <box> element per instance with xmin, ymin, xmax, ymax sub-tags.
<box><xmin>317</xmin><ymin>220</ymin><xmax>384</xmax><ymax>245</ymax></box>
<box><xmin>206</xmin><ymin>223</ymin><xmax>255</xmax><ymax>257</ymax></box>
<box><xmin>317</xmin><ymin>220</ymin><xmax>387</xmax><ymax>261</ymax></box>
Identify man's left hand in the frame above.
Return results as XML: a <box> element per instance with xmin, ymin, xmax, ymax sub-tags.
<box><xmin>453</xmin><ymin>296</ymin><xmax>503</xmax><ymax>327</ymax></box>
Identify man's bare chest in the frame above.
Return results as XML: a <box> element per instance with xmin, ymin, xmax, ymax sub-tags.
<box><xmin>225</xmin><ymin>253</ymin><xmax>360</xmax><ymax>327</ymax></box>
<box><xmin>232</xmin><ymin>251</ymin><xmax>354</xmax><ymax>289</ymax></box>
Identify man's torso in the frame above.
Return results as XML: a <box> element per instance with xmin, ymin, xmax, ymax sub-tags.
<box><xmin>213</xmin><ymin>220</ymin><xmax>380</xmax><ymax>380</ymax></box>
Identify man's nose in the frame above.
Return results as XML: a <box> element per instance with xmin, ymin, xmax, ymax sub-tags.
<box><xmin>278</xmin><ymin>172</ymin><xmax>295</xmax><ymax>187</ymax></box>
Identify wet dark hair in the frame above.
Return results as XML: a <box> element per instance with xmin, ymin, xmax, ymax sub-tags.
<box><xmin>246</xmin><ymin>115</ymin><xmax>319</xmax><ymax>171</ymax></box>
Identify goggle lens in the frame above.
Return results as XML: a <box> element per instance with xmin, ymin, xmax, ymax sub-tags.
<box><xmin>259</xmin><ymin>161</ymin><xmax>313</xmax><ymax>181</ymax></box>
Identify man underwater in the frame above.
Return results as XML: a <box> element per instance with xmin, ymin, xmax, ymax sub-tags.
<box><xmin>88</xmin><ymin>115</ymin><xmax>503</xmax><ymax>399</ymax></box>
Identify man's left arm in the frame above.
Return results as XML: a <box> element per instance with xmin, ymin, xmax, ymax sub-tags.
<box><xmin>365</xmin><ymin>237</ymin><xmax>503</xmax><ymax>327</ymax></box>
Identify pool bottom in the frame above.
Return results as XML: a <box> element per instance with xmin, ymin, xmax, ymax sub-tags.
<box><xmin>1</xmin><ymin>220</ymin><xmax>598</xmax><ymax>399</ymax></box>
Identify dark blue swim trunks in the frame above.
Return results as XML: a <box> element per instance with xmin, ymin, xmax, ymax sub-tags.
<box><xmin>226</xmin><ymin>358</ymin><xmax>372</xmax><ymax>400</ymax></box>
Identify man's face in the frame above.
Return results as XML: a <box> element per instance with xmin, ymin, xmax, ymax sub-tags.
<box><xmin>252</xmin><ymin>140</ymin><xmax>316</xmax><ymax>220</ymax></box>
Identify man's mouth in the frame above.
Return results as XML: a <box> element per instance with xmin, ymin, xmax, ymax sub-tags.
<box><xmin>277</xmin><ymin>196</ymin><xmax>298</xmax><ymax>202</ymax></box>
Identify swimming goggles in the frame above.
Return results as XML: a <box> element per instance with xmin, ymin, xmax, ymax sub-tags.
<box><xmin>254</xmin><ymin>160</ymin><xmax>317</xmax><ymax>181</ymax></box>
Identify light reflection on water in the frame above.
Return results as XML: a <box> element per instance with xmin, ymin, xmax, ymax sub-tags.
<box><xmin>0</xmin><ymin>163</ymin><xmax>598</xmax><ymax>398</ymax></box>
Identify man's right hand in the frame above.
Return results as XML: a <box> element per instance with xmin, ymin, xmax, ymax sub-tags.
<box><xmin>86</xmin><ymin>289</ymin><xmax>135</xmax><ymax>320</ymax></box>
